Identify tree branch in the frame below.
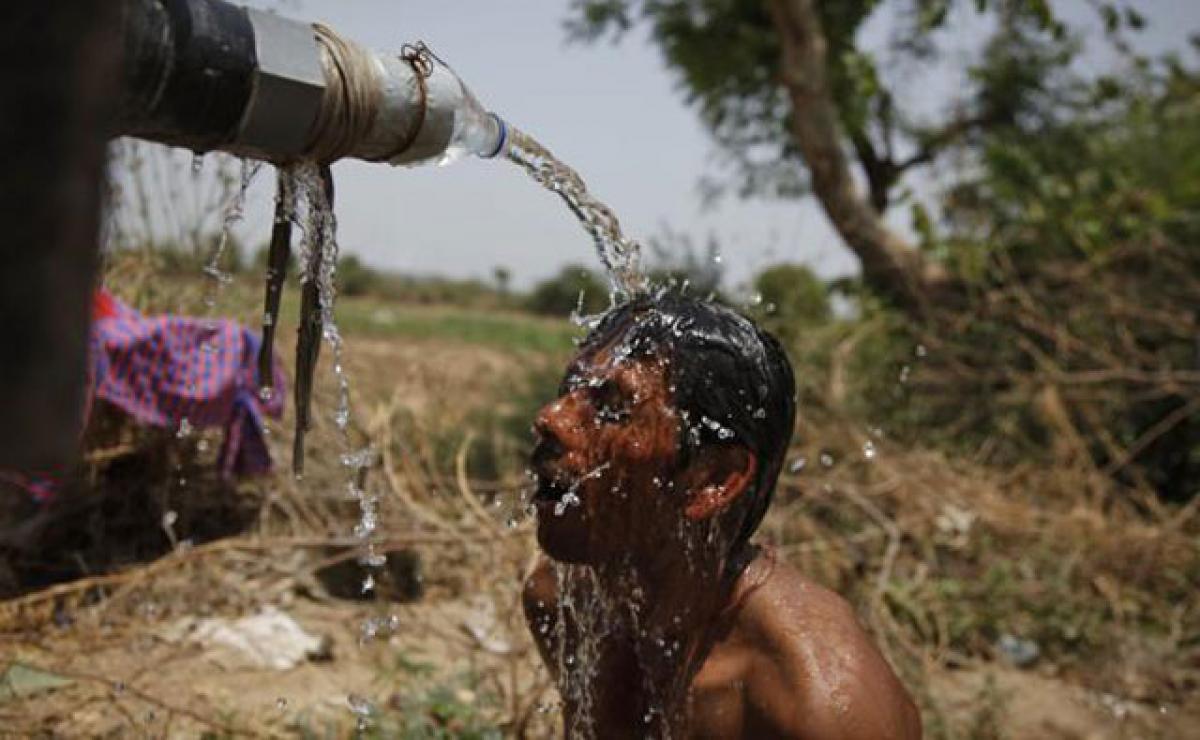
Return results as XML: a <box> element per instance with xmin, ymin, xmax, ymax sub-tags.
<box><xmin>768</xmin><ymin>0</ymin><xmax>954</xmax><ymax>316</ymax></box>
<box><xmin>895</xmin><ymin>110</ymin><xmax>1007</xmax><ymax>173</ymax></box>
<box><xmin>848</xmin><ymin>127</ymin><xmax>895</xmax><ymax>213</ymax></box>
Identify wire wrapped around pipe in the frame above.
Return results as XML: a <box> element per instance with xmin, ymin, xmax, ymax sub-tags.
<box><xmin>305</xmin><ymin>23</ymin><xmax>382</xmax><ymax>164</ymax></box>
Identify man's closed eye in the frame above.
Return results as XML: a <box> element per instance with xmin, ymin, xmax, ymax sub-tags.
<box><xmin>592</xmin><ymin>381</ymin><xmax>631</xmax><ymax>423</ymax></box>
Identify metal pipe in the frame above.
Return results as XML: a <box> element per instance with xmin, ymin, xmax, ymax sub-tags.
<box><xmin>115</xmin><ymin>0</ymin><xmax>507</xmax><ymax>165</ymax></box>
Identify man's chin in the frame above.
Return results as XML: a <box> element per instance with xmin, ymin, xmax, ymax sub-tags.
<box><xmin>535</xmin><ymin>514</ymin><xmax>591</xmax><ymax>564</ymax></box>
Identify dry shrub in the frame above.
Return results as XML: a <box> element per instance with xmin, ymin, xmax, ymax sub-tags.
<box><xmin>763</xmin><ymin>408</ymin><xmax>1200</xmax><ymax>737</ymax></box>
<box><xmin>851</xmin><ymin>239</ymin><xmax>1200</xmax><ymax>502</ymax></box>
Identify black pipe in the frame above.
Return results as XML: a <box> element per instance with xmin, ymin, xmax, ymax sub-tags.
<box><xmin>116</xmin><ymin>0</ymin><xmax>257</xmax><ymax>152</ymax></box>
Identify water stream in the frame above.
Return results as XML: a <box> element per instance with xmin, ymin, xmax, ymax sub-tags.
<box><xmin>505</xmin><ymin>127</ymin><xmax>648</xmax><ymax>301</ymax></box>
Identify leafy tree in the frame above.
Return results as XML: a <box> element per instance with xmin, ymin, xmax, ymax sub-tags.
<box><xmin>525</xmin><ymin>264</ymin><xmax>609</xmax><ymax>317</ymax></box>
<box><xmin>750</xmin><ymin>262</ymin><xmax>829</xmax><ymax>343</ymax></box>
<box><xmin>336</xmin><ymin>254</ymin><xmax>377</xmax><ymax>297</ymax></box>
<box><xmin>849</xmin><ymin>67</ymin><xmax>1200</xmax><ymax>498</ymax></box>
<box><xmin>566</xmin><ymin>0</ymin><xmax>1154</xmax><ymax>313</ymax></box>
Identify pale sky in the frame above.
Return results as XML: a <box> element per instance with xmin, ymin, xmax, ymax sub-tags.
<box><xmin>140</xmin><ymin>1</ymin><xmax>1200</xmax><ymax>291</ymax></box>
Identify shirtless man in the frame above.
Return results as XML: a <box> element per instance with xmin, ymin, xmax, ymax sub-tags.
<box><xmin>523</xmin><ymin>293</ymin><xmax>920</xmax><ymax>739</ymax></box>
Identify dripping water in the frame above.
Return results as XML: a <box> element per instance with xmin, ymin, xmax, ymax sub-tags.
<box><xmin>201</xmin><ymin>158</ymin><xmax>261</xmax><ymax>314</ymax></box>
<box><xmin>288</xmin><ymin>161</ymin><xmax>384</xmax><ymax>624</ymax></box>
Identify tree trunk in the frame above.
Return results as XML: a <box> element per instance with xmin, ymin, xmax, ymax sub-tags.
<box><xmin>768</xmin><ymin>0</ymin><xmax>954</xmax><ymax>316</ymax></box>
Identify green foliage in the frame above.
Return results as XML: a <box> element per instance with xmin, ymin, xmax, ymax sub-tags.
<box><xmin>303</xmin><ymin>299</ymin><xmax>576</xmax><ymax>354</ymax></box>
<box><xmin>525</xmin><ymin>264</ymin><xmax>609</xmax><ymax>317</ymax></box>
<box><xmin>748</xmin><ymin>263</ymin><xmax>830</xmax><ymax>344</ymax></box>
<box><xmin>852</xmin><ymin>64</ymin><xmax>1200</xmax><ymax>498</ymax></box>
<box><xmin>370</xmin><ymin>681</ymin><xmax>503</xmax><ymax>739</ymax></box>
<box><xmin>945</xmin><ymin>66</ymin><xmax>1200</xmax><ymax>266</ymax></box>
<box><xmin>337</xmin><ymin>254</ymin><xmax>378</xmax><ymax>297</ymax></box>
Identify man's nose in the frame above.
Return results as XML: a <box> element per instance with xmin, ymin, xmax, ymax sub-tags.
<box><xmin>534</xmin><ymin>392</ymin><xmax>589</xmax><ymax>448</ymax></box>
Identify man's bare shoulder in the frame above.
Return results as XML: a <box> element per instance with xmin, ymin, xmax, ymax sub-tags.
<box><xmin>522</xmin><ymin>556</ymin><xmax>561</xmax><ymax>642</ymax></box>
<box><xmin>733</xmin><ymin>556</ymin><xmax>922</xmax><ymax>739</ymax></box>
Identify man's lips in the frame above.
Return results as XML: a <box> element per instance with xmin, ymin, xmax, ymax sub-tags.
<box><xmin>531</xmin><ymin>466</ymin><xmax>574</xmax><ymax>503</ymax></box>
<box><xmin>530</xmin><ymin>439</ymin><xmax>575</xmax><ymax>504</ymax></box>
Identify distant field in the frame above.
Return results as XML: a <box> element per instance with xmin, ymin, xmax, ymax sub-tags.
<box><xmin>314</xmin><ymin>296</ymin><xmax>578</xmax><ymax>354</ymax></box>
<box><xmin>112</xmin><ymin>270</ymin><xmax>580</xmax><ymax>355</ymax></box>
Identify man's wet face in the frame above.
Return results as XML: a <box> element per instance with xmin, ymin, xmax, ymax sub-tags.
<box><xmin>530</xmin><ymin>343</ymin><xmax>683</xmax><ymax>564</ymax></box>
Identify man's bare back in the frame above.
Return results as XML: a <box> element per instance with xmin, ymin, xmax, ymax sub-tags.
<box><xmin>525</xmin><ymin>552</ymin><xmax>921</xmax><ymax>739</ymax></box>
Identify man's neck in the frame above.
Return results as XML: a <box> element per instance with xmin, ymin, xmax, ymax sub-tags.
<box><xmin>578</xmin><ymin>542</ymin><xmax>756</xmax><ymax>735</ymax></box>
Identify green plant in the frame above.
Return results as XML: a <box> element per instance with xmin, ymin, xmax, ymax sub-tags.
<box><xmin>525</xmin><ymin>265</ymin><xmax>608</xmax><ymax>317</ymax></box>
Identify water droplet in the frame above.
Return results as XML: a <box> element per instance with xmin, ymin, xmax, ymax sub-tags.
<box><xmin>360</xmin><ymin>551</ymin><xmax>387</xmax><ymax>568</ymax></box>
<box><xmin>862</xmin><ymin>440</ymin><xmax>877</xmax><ymax>461</ymax></box>
<box><xmin>819</xmin><ymin>452</ymin><xmax>835</xmax><ymax>468</ymax></box>
<box><xmin>347</xmin><ymin>693</ymin><xmax>373</xmax><ymax>730</ymax></box>
<box><xmin>554</xmin><ymin>491</ymin><xmax>580</xmax><ymax>517</ymax></box>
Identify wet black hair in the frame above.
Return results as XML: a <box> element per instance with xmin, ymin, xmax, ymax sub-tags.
<box><xmin>576</xmin><ymin>291</ymin><xmax>797</xmax><ymax>552</ymax></box>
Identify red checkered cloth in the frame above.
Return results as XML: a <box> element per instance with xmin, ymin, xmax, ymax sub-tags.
<box><xmin>1</xmin><ymin>290</ymin><xmax>286</xmax><ymax>501</ymax></box>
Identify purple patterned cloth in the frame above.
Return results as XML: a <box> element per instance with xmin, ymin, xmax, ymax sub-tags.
<box><xmin>2</xmin><ymin>290</ymin><xmax>286</xmax><ymax>501</ymax></box>
<box><xmin>89</xmin><ymin>291</ymin><xmax>286</xmax><ymax>478</ymax></box>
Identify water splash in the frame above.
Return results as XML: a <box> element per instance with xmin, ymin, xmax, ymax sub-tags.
<box><xmin>505</xmin><ymin>127</ymin><xmax>647</xmax><ymax>300</ymax></box>
<box><xmin>553</xmin><ymin>462</ymin><xmax>611</xmax><ymax>517</ymax></box>
<box><xmin>346</xmin><ymin>693</ymin><xmax>374</xmax><ymax>732</ymax></box>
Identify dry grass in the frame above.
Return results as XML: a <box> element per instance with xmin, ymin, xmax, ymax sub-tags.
<box><xmin>2</xmin><ymin>265</ymin><xmax>1198</xmax><ymax>737</ymax></box>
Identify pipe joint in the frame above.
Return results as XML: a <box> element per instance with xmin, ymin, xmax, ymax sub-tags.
<box><xmin>236</xmin><ymin>8</ymin><xmax>325</xmax><ymax>161</ymax></box>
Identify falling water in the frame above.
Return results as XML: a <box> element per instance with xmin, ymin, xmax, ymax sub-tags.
<box><xmin>202</xmin><ymin>158</ymin><xmax>261</xmax><ymax>312</ymax></box>
<box><xmin>288</xmin><ymin>162</ymin><xmax>386</xmax><ymax>599</ymax></box>
<box><xmin>505</xmin><ymin>127</ymin><xmax>647</xmax><ymax>301</ymax></box>
<box><xmin>553</xmin><ymin>564</ymin><xmax>616</xmax><ymax>739</ymax></box>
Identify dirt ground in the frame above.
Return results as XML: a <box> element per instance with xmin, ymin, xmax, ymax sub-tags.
<box><xmin>3</xmin><ymin>330</ymin><xmax>1198</xmax><ymax>738</ymax></box>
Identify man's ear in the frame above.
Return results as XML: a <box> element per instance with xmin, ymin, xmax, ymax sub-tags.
<box><xmin>683</xmin><ymin>446</ymin><xmax>758</xmax><ymax>521</ymax></box>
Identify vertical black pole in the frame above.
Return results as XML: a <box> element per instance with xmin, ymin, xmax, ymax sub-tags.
<box><xmin>0</xmin><ymin>2</ymin><xmax>122</xmax><ymax>472</ymax></box>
